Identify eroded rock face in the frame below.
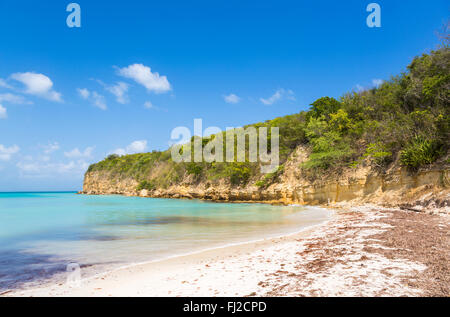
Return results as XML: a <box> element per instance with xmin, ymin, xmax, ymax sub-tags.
<box><xmin>82</xmin><ymin>146</ymin><xmax>449</xmax><ymax>211</ymax></box>
<box><xmin>83</xmin><ymin>167</ymin><xmax>449</xmax><ymax>209</ymax></box>
<box><xmin>82</xmin><ymin>171</ymin><xmax>139</xmax><ymax>196</ymax></box>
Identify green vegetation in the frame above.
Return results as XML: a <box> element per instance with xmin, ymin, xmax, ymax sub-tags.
<box><xmin>400</xmin><ymin>136</ymin><xmax>444</xmax><ymax>169</ymax></box>
<box><xmin>86</xmin><ymin>47</ymin><xmax>449</xmax><ymax>191</ymax></box>
<box><xmin>227</xmin><ymin>162</ymin><xmax>252</xmax><ymax>185</ymax></box>
<box><xmin>186</xmin><ymin>162</ymin><xmax>203</xmax><ymax>177</ymax></box>
<box><xmin>357</xmin><ymin>142</ymin><xmax>393</xmax><ymax>168</ymax></box>
<box><xmin>255</xmin><ymin>165</ymin><xmax>284</xmax><ymax>188</ymax></box>
<box><xmin>136</xmin><ymin>180</ymin><xmax>156</xmax><ymax>191</ymax></box>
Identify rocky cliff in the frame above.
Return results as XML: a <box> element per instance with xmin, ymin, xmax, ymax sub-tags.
<box><xmin>83</xmin><ymin>146</ymin><xmax>450</xmax><ymax>212</ymax></box>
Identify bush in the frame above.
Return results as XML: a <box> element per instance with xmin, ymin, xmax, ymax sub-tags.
<box><xmin>362</xmin><ymin>142</ymin><xmax>393</xmax><ymax>167</ymax></box>
<box><xmin>186</xmin><ymin>162</ymin><xmax>203</xmax><ymax>177</ymax></box>
<box><xmin>303</xmin><ymin>145</ymin><xmax>352</xmax><ymax>170</ymax></box>
<box><xmin>310</xmin><ymin>97</ymin><xmax>342</xmax><ymax>119</ymax></box>
<box><xmin>255</xmin><ymin>180</ymin><xmax>266</xmax><ymax>187</ymax></box>
<box><xmin>136</xmin><ymin>180</ymin><xmax>156</xmax><ymax>191</ymax></box>
<box><xmin>400</xmin><ymin>136</ymin><xmax>443</xmax><ymax>169</ymax></box>
<box><xmin>228</xmin><ymin>163</ymin><xmax>251</xmax><ymax>185</ymax></box>
<box><xmin>106</xmin><ymin>154</ymin><xmax>120</xmax><ymax>160</ymax></box>
<box><xmin>255</xmin><ymin>165</ymin><xmax>284</xmax><ymax>188</ymax></box>
<box><xmin>304</xmin><ymin>118</ymin><xmax>353</xmax><ymax>169</ymax></box>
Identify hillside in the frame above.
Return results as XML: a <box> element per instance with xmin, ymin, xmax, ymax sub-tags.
<box><xmin>83</xmin><ymin>47</ymin><xmax>450</xmax><ymax>210</ymax></box>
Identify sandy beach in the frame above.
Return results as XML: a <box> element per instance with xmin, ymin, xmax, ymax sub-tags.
<box><xmin>5</xmin><ymin>205</ymin><xmax>448</xmax><ymax>297</ymax></box>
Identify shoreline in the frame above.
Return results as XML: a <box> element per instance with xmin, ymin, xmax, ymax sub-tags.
<box><xmin>7</xmin><ymin>204</ymin><xmax>449</xmax><ymax>297</ymax></box>
<box><xmin>79</xmin><ymin>187</ymin><xmax>450</xmax><ymax>216</ymax></box>
<box><xmin>79</xmin><ymin>191</ymin><xmax>298</xmax><ymax>207</ymax></box>
<box><xmin>6</xmin><ymin>207</ymin><xmax>334</xmax><ymax>297</ymax></box>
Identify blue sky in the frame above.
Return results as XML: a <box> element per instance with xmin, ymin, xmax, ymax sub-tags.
<box><xmin>0</xmin><ymin>0</ymin><xmax>448</xmax><ymax>191</ymax></box>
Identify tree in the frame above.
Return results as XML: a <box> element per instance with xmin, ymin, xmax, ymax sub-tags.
<box><xmin>310</xmin><ymin>97</ymin><xmax>342</xmax><ymax>119</ymax></box>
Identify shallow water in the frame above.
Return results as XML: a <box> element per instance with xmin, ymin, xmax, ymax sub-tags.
<box><xmin>0</xmin><ymin>192</ymin><xmax>329</xmax><ymax>291</ymax></box>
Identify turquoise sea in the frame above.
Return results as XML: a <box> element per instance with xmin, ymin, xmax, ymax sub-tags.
<box><xmin>0</xmin><ymin>192</ymin><xmax>329</xmax><ymax>291</ymax></box>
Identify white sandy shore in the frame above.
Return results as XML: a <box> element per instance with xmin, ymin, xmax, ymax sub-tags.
<box><xmin>8</xmin><ymin>205</ymin><xmax>445</xmax><ymax>297</ymax></box>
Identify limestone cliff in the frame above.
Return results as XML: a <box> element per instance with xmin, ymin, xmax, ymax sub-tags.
<box><xmin>83</xmin><ymin>146</ymin><xmax>450</xmax><ymax>212</ymax></box>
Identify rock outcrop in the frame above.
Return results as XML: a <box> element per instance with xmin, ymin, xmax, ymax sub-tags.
<box><xmin>82</xmin><ymin>146</ymin><xmax>450</xmax><ymax>212</ymax></box>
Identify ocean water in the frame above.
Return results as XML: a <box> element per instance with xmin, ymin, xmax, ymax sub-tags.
<box><xmin>0</xmin><ymin>192</ymin><xmax>329</xmax><ymax>291</ymax></box>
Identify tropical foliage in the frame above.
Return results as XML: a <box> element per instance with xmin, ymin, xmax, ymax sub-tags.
<box><xmin>87</xmin><ymin>47</ymin><xmax>449</xmax><ymax>190</ymax></box>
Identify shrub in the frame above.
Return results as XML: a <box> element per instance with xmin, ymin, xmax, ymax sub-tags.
<box><xmin>303</xmin><ymin>145</ymin><xmax>352</xmax><ymax>170</ymax></box>
<box><xmin>362</xmin><ymin>142</ymin><xmax>393</xmax><ymax>167</ymax></box>
<box><xmin>310</xmin><ymin>97</ymin><xmax>342</xmax><ymax>119</ymax></box>
<box><xmin>304</xmin><ymin>120</ymin><xmax>353</xmax><ymax>169</ymax></box>
<box><xmin>136</xmin><ymin>180</ymin><xmax>156</xmax><ymax>191</ymax></box>
<box><xmin>106</xmin><ymin>154</ymin><xmax>120</xmax><ymax>160</ymax></box>
<box><xmin>186</xmin><ymin>162</ymin><xmax>203</xmax><ymax>177</ymax></box>
<box><xmin>255</xmin><ymin>165</ymin><xmax>284</xmax><ymax>188</ymax></box>
<box><xmin>255</xmin><ymin>180</ymin><xmax>266</xmax><ymax>187</ymax></box>
<box><xmin>228</xmin><ymin>163</ymin><xmax>251</xmax><ymax>185</ymax></box>
<box><xmin>400</xmin><ymin>136</ymin><xmax>443</xmax><ymax>169</ymax></box>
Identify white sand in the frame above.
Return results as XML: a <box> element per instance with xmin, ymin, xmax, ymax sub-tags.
<box><xmin>8</xmin><ymin>206</ymin><xmax>429</xmax><ymax>297</ymax></box>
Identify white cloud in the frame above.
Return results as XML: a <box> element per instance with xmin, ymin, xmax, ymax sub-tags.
<box><xmin>41</xmin><ymin>142</ymin><xmax>60</xmax><ymax>154</ymax></box>
<box><xmin>0</xmin><ymin>104</ymin><xmax>6</xmax><ymax>119</ymax></box>
<box><xmin>78</xmin><ymin>88</ymin><xmax>107</xmax><ymax>110</ymax></box>
<box><xmin>372</xmin><ymin>79</ymin><xmax>384</xmax><ymax>87</ymax></box>
<box><xmin>16</xmin><ymin>146</ymin><xmax>90</xmax><ymax>178</ymax></box>
<box><xmin>10</xmin><ymin>72</ymin><xmax>62</xmax><ymax>102</ymax></box>
<box><xmin>16</xmin><ymin>161</ymin><xmax>41</xmax><ymax>173</ymax></box>
<box><xmin>0</xmin><ymin>93</ymin><xmax>31</xmax><ymax>104</ymax></box>
<box><xmin>105</xmin><ymin>82</ymin><xmax>129</xmax><ymax>104</ymax></box>
<box><xmin>117</xmin><ymin>64</ymin><xmax>171</xmax><ymax>93</ymax></box>
<box><xmin>143</xmin><ymin>101</ymin><xmax>166</xmax><ymax>111</ymax></box>
<box><xmin>64</xmin><ymin>146</ymin><xmax>94</xmax><ymax>158</ymax></box>
<box><xmin>91</xmin><ymin>92</ymin><xmax>107</xmax><ymax>110</ymax></box>
<box><xmin>112</xmin><ymin>140</ymin><xmax>148</xmax><ymax>156</ymax></box>
<box><xmin>0</xmin><ymin>79</ymin><xmax>12</xmax><ymax>89</ymax></box>
<box><xmin>0</xmin><ymin>144</ymin><xmax>20</xmax><ymax>161</ymax></box>
<box><xmin>77</xmin><ymin>88</ymin><xmax>90</xmax><ymax>99</ymax></box>
<box><xmin>260</xmin><ymin>89</ymin><xmax>295</xmax><ymax>105</ymax></box>
<box><xmin>144</xmin><ymin>101</ymin><xmax>154</xmax><ymax>109</ymax></box>
<box><xmin>224</xmin><ymin>93</ymin><xmax>241</xmax><ymax>104</ymax></box>
<box><xmin>112</xmin><ymin>148</ymin><xmax>127</xmax><ymax>156</ymax></box>
<box><xmin>127</xmin><ymin>140</ymin><xmax>148</xmax><ymax>153</ymax></box>
<box><xmin>17</xmin><ymin>160</ymin><xmax>89</xmax><ymax>177</ymax></box>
